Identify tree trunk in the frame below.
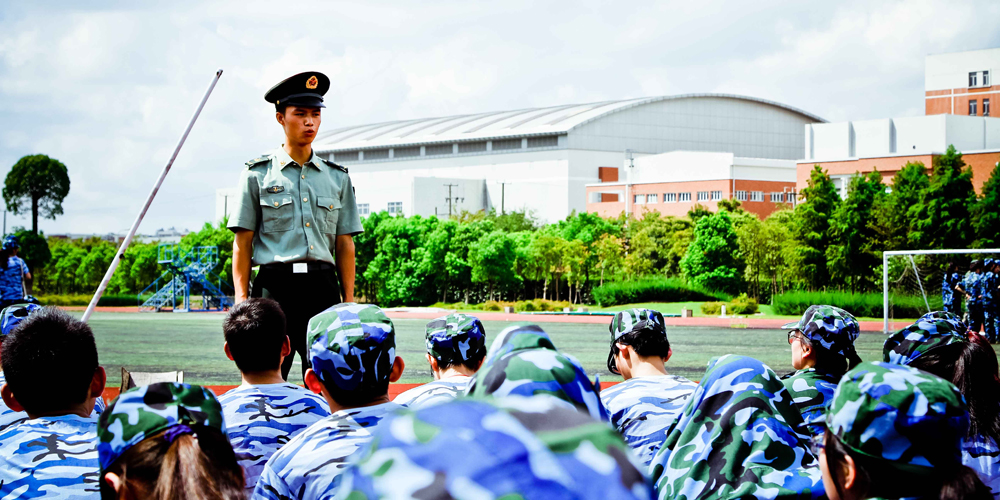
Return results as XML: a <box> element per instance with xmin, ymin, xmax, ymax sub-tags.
<box><xmin>31</xmin><ymin>195</ymin><xmax>39</xmax><ymax>233</ymax></box>
<box><xmin>600</xmin><ymin>268</ymin><xmax>605</xmax><ymax>287</ymax></box>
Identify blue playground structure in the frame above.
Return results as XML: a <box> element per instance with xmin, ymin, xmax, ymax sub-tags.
<box><xmin>139</xmin><ymin>244</ymin><xmax>234</xmax><ymax>312</ymax></box>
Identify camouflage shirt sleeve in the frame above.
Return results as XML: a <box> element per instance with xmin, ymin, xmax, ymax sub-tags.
<box><xmin>251</xmin><ymin>464</ymin><xmax>292</xmax><ymax>500</ymax></box>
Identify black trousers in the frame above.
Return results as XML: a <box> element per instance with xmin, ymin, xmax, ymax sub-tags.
<box><xmin>251</xmin><ymin>262</ymin><xmax>341</xmax><ymax>380</ymax></box>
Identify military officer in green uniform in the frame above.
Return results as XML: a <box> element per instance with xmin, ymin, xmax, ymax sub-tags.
<box><xmin>229</xmin><ymin>71</ymin><xmax>363</xmax><ymax>380</ymax></box>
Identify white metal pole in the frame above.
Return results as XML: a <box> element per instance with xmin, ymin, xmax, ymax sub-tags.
<box><xmin>82</xmin><ymin>69</ymin><xmax>223</xmax><ymax>323</ymax></box>
<box><xmin>883</xmin><ymin>252</ymin><xmax>889</xmax><ymax>333</ymax></box>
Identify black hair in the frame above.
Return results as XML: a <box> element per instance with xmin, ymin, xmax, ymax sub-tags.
<box><xmin>436</xmin><ymin>348</ymin><xmax>486</xmax><ymax>373</ymax></box>
<box><xmin>805</xmin><ymin>338</ymin><xmax>862</xmax><ymax>380</ymax></box>
<box><xmin>906</xmin><ymin>337</ymin><xmax>1000</xmax><ymax>446</ymax></box>
<box><xmin>824</xmin><ymin>430</ymin><xmax>991</xmax><ymax>500</ymax></box>
<box><xmin>970</xmin><ymin>260</ymin><xmax>983</xmax><ymax>272</ymax></box>
<box><xmin>223</xmin><ymin>298</ymin><xmax>287</xmax><ymax>374</ymax></box>
<box><xmin>323</xmin><ymin>377</ymin><xmax>390</xmax><ymax>408</ymax></box>
<box><xmin>608</xmin><ymin>329</ymin><xmax>671</xmax><ymax>375</ymax></box>
<box><xmin>0</xmin><ymin>307</ymin><xmax>98</xmax><ymax>414</ymax></box>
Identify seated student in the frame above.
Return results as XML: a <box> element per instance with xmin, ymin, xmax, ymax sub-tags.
<box><xmin>818</xmin><ymin>361</ymin><xmax>992</xmax><ymax>500</ymax></box>
<box><xmin>253</xmin><ymin>303</ymin><xmax>405</xmax><ymax>500</ymax></box>
<box><xmin>393</xmin><ymin>313</ymin><xmax>486</xmax><ymax>409</ymax></box>
<box><xmin>599</xmin><ymin>308</ymin><xmax>697</xmax><ymax>466</ymax></box>
<box><xmin>650</xmin><ymin>355</ymin><xmax>823</xmax><ymax>500</ymax></box>
<box><xmin>0</xmin><ymin>307</ymin><xmax>107</xmax><ymax>498</ymax></box>
<box><xmin>333</xmin><ymin>396</ymin><xmax>652</xmax><ymax>499</ymax></box>
<box><xmin>0</xmin><ymin>304</ymin><xmax>107</xmax><ymax>433</ymax></box>
<box><xmin>883</xmin><ymin>311</ymin><xmax>1000</xmax><ymax>497</ymax></box>
<box><xmin>467</xmin><ymin>324</ymin><xmax>607</xmax><ymax>420</ymax></box>
<box><xmin>218</xmin><ymin>298</ymin><xmax>331</xmax><ymax>492</ymax></box>
<box><xmin>780</xmin><ymin>305</ymin><xmax>862</xmax><ymax>438</ymax></box>
<box><xmin>97</xmin><ymin>382</ymin><xmax>245</xmax><ymax>500</ymax></box>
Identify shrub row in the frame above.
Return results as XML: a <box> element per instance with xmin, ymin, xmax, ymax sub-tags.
<box><xmin>590</xmin><ymin>277</ymin><xmax>729</xmax><ymax>307</ymax></box>
<box><xmin>701</xmin><ymin>294</ymin><xmax>760</xmax><ymax>316</ymax></box>
<box><xmin>431</xmin><ymin>299</ymin><xmax>573</xmax><ymax>312</ymax></box>
<box><xmin>771</xmin><ymin>290</ymin><xmax>942</xmax><ymax>319</ymax></box>
<box><xmin>35</xmin><ymin>294</ymin><xmax>141</xmax><ymax>307</ymax></box>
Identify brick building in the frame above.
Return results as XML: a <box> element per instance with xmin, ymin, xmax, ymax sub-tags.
<box><xmin>926</xmin><ymin>47</ymin><xmax>999</xmax><ymax>117</ymax></box>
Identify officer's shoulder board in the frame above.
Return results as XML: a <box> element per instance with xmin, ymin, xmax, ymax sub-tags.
<box><xmin>245</xmin><ymin>155</ymin><xmax>271</xmax><ymax>168</ymax></box>
<box><xmin>321</xmin><ymin>158</ymin><xmax>349</xmax><ymax>173</ymax></box>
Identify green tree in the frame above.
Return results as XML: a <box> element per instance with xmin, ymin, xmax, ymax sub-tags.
<box><xmin>623</xmin><ymin>212</ymin><xmax>693</xmax><ymax>278</ymax></box>
<box><xmin>469</xmin><ymin>230</ymin><xmax>519</xmax><ymax>300</ymax></box>
<box><xmin>680</xmin><ymin>210</ymin><xmax>743</xmax><ymax>294</ymax></box>
<box><xmin>180</xmin><ymin>220</ymin><xmax>236</xmax><ymax>285</ymax></box>
<box><xmin>911</xmin><ymin>145</ymin><xmax>976</xmax><ymax>249</ymax></box>
<box><xmin>3</xmin><ymin>155</ymin><xmax>71</xmax><ymax>233</ymax></box>
<box><xmin>827</xmin><ymin>171</ymin><xmax>885</xmax><ymax>292</ymax></box>
<box><xmin>972</xmin><ymin>161</ymin><xmax>1000</xmax><ymax>248</ymax></box>
<box><xmin>794</xmin><ymin>165</ymin><xmax>840</xmax><ymax>289</ymax></box>
<box><xmin>870</xmin><ymin>162</ymin><xmax>928</xmax><ymax>251</ymax></box>
<box><xmin>687</xmin><ymin>204</ymin><xmax>713</xmax><ymax>222</ymax></box>
<box><xmin>593</xmin><ymin>233</ymin><xmax>624</xmax><ymax>286</ymax></box>
<box><xmin>561</xmin><ymin>239</ymin><xmax>588</xmax><ymax>304</ymax></box>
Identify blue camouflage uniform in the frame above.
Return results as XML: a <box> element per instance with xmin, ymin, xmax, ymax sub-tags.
<box><xmin>218</xmin><ymin>383</ymin><xmax>331</xmax><ymax>492</ymax></box>
<box><xmin>965</xmin><ymin>268</ymin><xmax>986</xmax><ymax>332</ymax></box>
<box><xmin>0</xmin><ymin>255</ymin><xmax>29</xmax><ymax>303</ymax></box>
<box><xmin>600</xmin><ymin>308</ymin><xmax>697</xmax><ymax>466</ymax></box>
<box><xmin>394</xmin><ymin>313</ymin><xmax>485</xmax><ymax>409</ymax></box>
<box><xmin>943</xmin><ymin>270</ymin><xmax>961</xmax><ymax>314</ymax></box>
<box><xmin>984</xmin><ymin>259</ymin><xmax>997</xmax><ymax>342</ymax></box>
<box><xmin>333</xmin><ymin>396</ymin><xmax>654</xmax><ymax>499</ymax></box>
<box><xmin>253</xmin><ymin>303</ymin><xmax>402</xmax><ymax>500</ymax></box>
<box><xmin>0</xmin><ymin>414</ymin><xmax>102</xmax><ymax>498</ymax></box>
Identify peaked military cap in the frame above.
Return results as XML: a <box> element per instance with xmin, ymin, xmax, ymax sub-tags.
<box><xmin>424</xmin><ymin>313</ymin><xmax>486</xmax><ymax>365</ymax></box>
<box><xmin>781</xmin><ymin>304</ymin><xmax>860</xmax><ymax>359</ymax></box>
<box><xmin>883</xmin><ymin>311</ymin><xmax>968</xmax><ymax>365</ymax></box>
<box><xmin>307</xmin><ymin>303</ymin><xmax>396</xmax><ymax>392</ymax></box>
<box><xmin>610</xmin><ymin>308</ymin><xmax>667</xmax><ymax>343</ymax></box>
<box><xmin>264</xmin><ymin>71</ymin><xmax>330</xmax><ymax>109</ymax></box>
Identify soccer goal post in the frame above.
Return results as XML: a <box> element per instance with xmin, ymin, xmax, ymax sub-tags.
<box><xmin>882</xmin><ymin>249</ymin><xmax>1000</xmax><ymax>333</ymax></box>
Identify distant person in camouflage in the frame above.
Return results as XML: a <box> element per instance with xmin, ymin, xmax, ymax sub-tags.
<box><xmin>333</xmin><ymin>396</ymin><xmax>653</xmax><ymax>499</ymax></box>
<box><xmin>818</xmin><ymin>362</ymin><xmax>992</xmax><ymax>499</ymax></box>
<box><xmin>394</xmin><ymin>313</ymin><xmax>486</xmax><ymax>409</ymax></box>
<box><xmin>599</xmin><ymin>308</ymin><xmax>696</xmax><ymax>466</ymax></box>
<box><xmin>0</xmin><ymin>235</ymin><xmax>30</xmax><ymax>307</ymax></box>
<box><xmin>984</xmin><ymin>259</ymin><xmax>998</xmax><ymax>342</ymax></box>
<box><xmin>253</xmin><ymin>303</ymin><xmax>405</xmax><ymax>500</ymax></box>
<box><xmin>467</xmin><ymin>324</ymin><xmax>608</xmax><ymax>420</ymax></box>
<box><xmin>0</xmin><ymin>308</ymin><xmax>106</xmax><ymax>498</ymax></box>
<box><xmin>882</xmin><ymin>311</ymin><xmax>1000</xmax><ymax>497</ymax></box>
<box><xmin>780</xmin><ymin>305</ymin><xmax>862</xmax><ymax>438</ymax></box>
<box><xmin>650</xmin><ymin>355</ymin><xmax>824</xmax><ymax>500</ymax></box>
<box><xmin>957</xmin><ymin>259</ymin><xmax>986</xmax><ymax>332</ymax></box>
<box><xmin>97</xmin><ymin>382</ymin><xmax>244</xmax><ymax>499</ymax></box>
<box><xmin>943</xmin><ymin>261</ymin><xmax>962</xmax><ymax>314</ymax></box>
<box><xmin>218</xmin><ymin>298</ymin><xmax>331</xmax><ymax>492</ymax></box>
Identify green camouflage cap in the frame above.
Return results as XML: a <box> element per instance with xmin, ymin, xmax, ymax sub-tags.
<box><xmin>883</xmin><ymin>311</ymin><xmax>968</xmax><ymax>365</ymax></box>
<box><xmin>781</xmin><ymin>304</ymin><xmax>860</xmax><ymax>358</ymax></box>
<box><xmin>827</xmin><ymin>362</ymin><xmax>969</xmax><ymax>470</ymax></box>
<box><xmin>97</xmin><ymin>382</ymin><xmax>225</xmax><ymax>471</ymax></box>
<box><xmin>307</xmin><ymin>302</ymin><xmax>396</xmax><ymax>392</ymax></box>
<box><xmin>610</xmin><ymin>308</ymin><xmax>667</xmax><ymax>343</ymax></box>
<box><xmin>424</xmin><ymin>313</ymin><xmax>486</xmax><ymax>365</ymax></box>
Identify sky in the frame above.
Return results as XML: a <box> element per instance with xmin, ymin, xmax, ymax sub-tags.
<box><xmin>0</xmin><ymin>0</ymin><xmax>998</xmax><ymax>235</ymax></box>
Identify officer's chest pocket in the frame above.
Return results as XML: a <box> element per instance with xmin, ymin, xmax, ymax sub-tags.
<box><xmin>316</xmin><ymin>196</ymin><xmax>341</xmax><ymax>234</ymax></box>
<box><xmin>260</xmin><ymin>195</ymin><xmax>294</xmax><ymax>233</ymax></box>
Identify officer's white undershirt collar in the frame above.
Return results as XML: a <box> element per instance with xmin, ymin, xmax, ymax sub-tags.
<box><xmin>274</xmin><ymin>145</ymin><xmax>322</xmax><ymax>171</ymax></box>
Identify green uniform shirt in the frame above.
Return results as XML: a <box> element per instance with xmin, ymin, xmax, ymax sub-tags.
<box><xmin>228</xmin><ymin>146</ymin><xmax>364</xmax><ymax>266</ymax></box>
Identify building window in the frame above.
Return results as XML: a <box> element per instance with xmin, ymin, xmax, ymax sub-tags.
<box><xmin>458</xmin><ymin>141</ymin><xmax>487</xmax><ymax>153</ymax></box>
<box><xmin>970</xmin><ymin>72</ymin><xmax>978</xmax><ymax>87</ymax></box>
<box><xmin>387</xmin><ymin>202</ymin><xmax>403</xmax><ymax>214</ymax></box>
<box><xmin>710</xmin><ymin>191</ymin><xmax>722</xmax><ymax>201</ymax></box>
<box><xmin>970</xmin><ymin>100</ymin><xmax>978</xmax><ymax>116</ymax></box>
<box><xmin>527</xmin><ymin>136</ymin><xmax>558</xmax><ymax>148</ymax></box>
<box><xmin>771</xmin><ymin>192</ymin><xmax>784</xmax><ymax>203</ymax></box>
<box><xmin>750</xmin><ymin>191</ymin><xmax>763</xmax><ymax>202</ymax></box>
<box><xmin>334</xmin><ymin>151</ymin><xmax>359</xmax><ymax>162</ymax></box>
<box><xmin>697</xmin><ymin>191</ymin><xmax>709</xmax><ymax>201</ymax></box>
<box><xmin>492</xmin><ymin>138</ymin><xmax>522</xmax><ymax>151</ymax></box>
<box><xmin>365</xmin><ymin>149</ymin><xmax>389</xmax><ymax>160</ymax></box>
<box><xmin>678</xmin><ymin>192</ymin><xmax>692</xmax><ymax>202</ymax></box>
<box><xmin>358</xmin><ymin>203</ymin><xmax>370</xmax><ymax>216</ymax></box>
<box><xmin>664</xmin><ymin>193</ymin><xmax>676</xmax><ymax>203</ymax></box>
<box><xmin>735</xmin><ymin>190</ymin><xmax>747</xmax><ymax>201</ymax></box>
<box><xmin>425</xmin><ymin>144</ymin><xmax>453</xmax><ymax>156</ymax></box>
<box><xmin>647</xmin><ymin>194</ymin><xmax>658</xmax><ymax>203</ymax></box>
<box><xmin>634</xmin><ymin>194</ymin><xmax>644</xmax><ymax>204</ymax></box>
<box><xmin>985</xmin><ymin>99</ymin><xmax>991</xmax><ymax>117</ymax></box>
<box><xmin>394</xmin><ymin>146</ymin><xmax>420</xmax><ymax>158</ymax></box>
<box><xmin>985</xmin><ymin>71</ymin><xmax>990</xmax><ymax>87</ymax></box>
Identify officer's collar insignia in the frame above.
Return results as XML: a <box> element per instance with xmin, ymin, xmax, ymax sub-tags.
<box><xmin>266</xmin><ymin>185</ymin><xmax>285</xmax><ymax>194</ymax></box>
<box><xmin>306</xmin><ymin>76</ymin><xmax>319</xmax><ymax>89</ymax></box>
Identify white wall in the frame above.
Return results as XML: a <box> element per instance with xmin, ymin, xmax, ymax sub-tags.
<box><xmin>732</xmin><ymin>158</ymin><xmax>797</xmax><ymax>182</ymax></box>
<box><xmin>629</xmin><ymin>151</ymin><xmax>734</xmax><ymax>182</ymax></box>
<box><xmin>809</xmin><ymin>122</ymin><xmax>853</xmax><ymax>159</ymax></box>
<box><xmin>411</xmin><ymin>177</ymin><xmax>488</xmax><ymax>217</ymax></box>
<box><xmin>804</xmin><ymin>115</ymin><xmax>1000</xmax><ymax>160</ymax></box>
<box><xmin>926</xmin><ymin>48</ymin><xmax>1000</xmax><ymax>91</ymax></box>
<box><xmin>853</xmin><ymin>119</ymin><xmax>894</xmax><ymax>157</ymax></box>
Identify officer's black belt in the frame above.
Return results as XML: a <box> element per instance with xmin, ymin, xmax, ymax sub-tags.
<box><xmin>261</xmin><ymin>261</ymin><xmax>335</xmax><ymax>272</ymax></box>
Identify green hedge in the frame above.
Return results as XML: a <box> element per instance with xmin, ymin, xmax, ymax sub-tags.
<box><xmin>771</xmin><ymin>291</ymin><xmax>942</xmax><ymax>319</ymax></box>
<box><xmin>35</xmin><ymin>294</ymin><xmax>141</xmax><ymax>307</ymax></box>
<box><xmin>591</xmin><ymin>277</ymin><xmax>730</xmax><ymax>307</ymax></box>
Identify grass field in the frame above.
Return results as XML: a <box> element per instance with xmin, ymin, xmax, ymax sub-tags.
<box><xmin>77</xmin><ymin>311</ymin><xmax>914</xmax><ymax>387</ymax></box>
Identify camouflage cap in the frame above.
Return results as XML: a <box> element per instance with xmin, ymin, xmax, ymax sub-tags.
<box><xmin>333</xmin><ymin>396</ymin><xmax>651</xmax><ymax>499</ymax></box>
<box><xmin>479</xmin><ymin>323</ymin><xmax>556</xmax><ymax>370</ymax></box>
<box><xmin>610</xmin><ymin>308</ymin><xmax>667</xmax><ymax>343</ymax></box>
<box><xmin>986</xmin><ymin>258</ymin><xmax>995</xmax><ymax>267</ymax></box>
<box><xmin>468</xmin><ymin>324</ymin><xmax>608</xmax><ymax>420</ymax></box>
<box><xmin>781</xmin><ymin>305</ymin><xmax>860</xmax><ymax>358</ymax></box>
<box><xmin>883</xmin><ymin>312</ymin><xmax>968</xmax><ymax>366</ymax></box>
<box><xmin>0</xmin><ymin>303</ymin><xmax>41</xmax><ymax>337</ymax></box>
<box><xmin>827</xmin><ymin>362</ymin><xmax>969</xmax><ymax>470</ymax></box>
<box><xmin>307</xmin><ymin>303</ymin><xmax>396</xmax><ymax>392</ymax></box>
<box><xmin>424</xmin><ymin>313</ymin><xmax>486</xmax><ymax>365</ymax></box>
<box><xmin>97</xmin><ymin>382</ymin><xmax>225</xmax><ymax>471</ymax></box>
